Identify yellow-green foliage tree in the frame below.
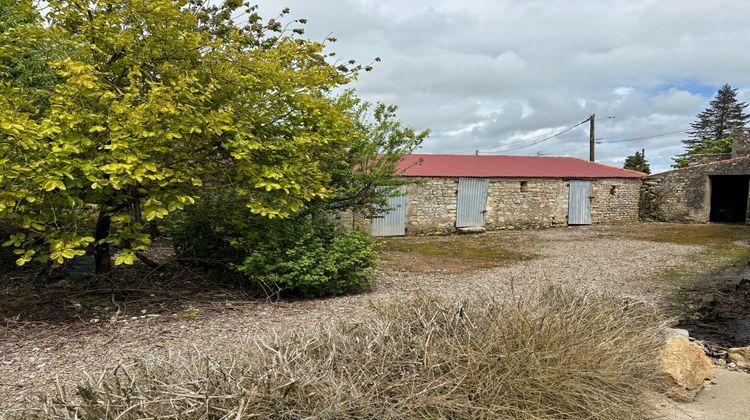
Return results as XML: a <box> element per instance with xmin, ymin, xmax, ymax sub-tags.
<box><xmin>0</xmin><ymin>0</ymin><xmax>363</xmax><ymax>274</ymax></box>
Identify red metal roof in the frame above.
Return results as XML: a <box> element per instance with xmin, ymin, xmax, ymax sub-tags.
<box><xmin>396</xmin><ymin>154</ymin><xmax>644</xmax><ymax>178</ymax></box>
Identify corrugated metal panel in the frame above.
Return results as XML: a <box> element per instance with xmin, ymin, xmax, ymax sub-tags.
<box><xmin>371</xmin><ymin>186</ymin><xmax>406</xmax><ymax>236</ymax></box>
<box><xmin>456</xmin><ymin>178</ymin><xmax>489</xmax><ymax>227</ymax></box>
<box><xmin>568</xmin><ymin>180</ymin><xmax>592</xmax><ymax>225</ymax></box>
<box><xmin>396</xmin><ymin>154</ymin><xmax>644</xmax><ymax>178</ymax></box>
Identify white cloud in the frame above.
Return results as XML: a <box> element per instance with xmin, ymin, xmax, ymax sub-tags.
<box><xmin>650</xmin><ymin>89</ymin><xmax>704</xmax><ymax>115</ymax></box>
<box><xmin>614</xmin><ymin>87</ymin><xmax>634</xmax><ymax>96</ymax></box>
<box><xmin>256</xmin><ymin>0</ymin><xmax>750</xmax><ymax>172</ymax></box>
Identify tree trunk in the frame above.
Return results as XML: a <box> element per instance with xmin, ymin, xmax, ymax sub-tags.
<box><xmin>94</xmin><ymin>212</ymin><xmax>112</xmax><ymax>275</ymax></box>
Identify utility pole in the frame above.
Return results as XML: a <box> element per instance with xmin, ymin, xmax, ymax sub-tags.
<box><xmin>588</xmin><ymin>113</ymin><xmax>596</xmax><ymax>162</ymax></box>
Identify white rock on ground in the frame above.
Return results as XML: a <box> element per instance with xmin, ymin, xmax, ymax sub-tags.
<box><xmin>667</xmin><ymin>328</ymin><xmax>690</xmax><ymax>339</ymax></box>
<box><xmin>727</xmin><ymin>346</ymin><xmax>750</xmax><ymax>368</ymax></box>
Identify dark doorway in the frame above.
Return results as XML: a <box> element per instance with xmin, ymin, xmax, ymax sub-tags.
<box><xmin>710</xmin><ymin>175</ymin><xmax>750</xmax><ymax>223</ymax></box>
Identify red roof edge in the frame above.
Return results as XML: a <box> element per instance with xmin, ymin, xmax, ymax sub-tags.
<box><xmin>395</xmin><ymin>154</ymin><xmax>644</xmax><ymax>179</ymax></box>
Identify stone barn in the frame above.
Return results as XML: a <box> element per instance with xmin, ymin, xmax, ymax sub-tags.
<box><xmin>358</xmin><ymin>154</ymin><xmax>644</xmax><ymax>236</ymax></box>
<box><xmin>640</xmin><ymin>135</ymin><xmax>750</xmax><ymax>224</ymax></box>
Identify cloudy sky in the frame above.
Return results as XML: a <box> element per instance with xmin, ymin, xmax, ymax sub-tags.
<box><xmin>257</xmin><ymin>0</ymin><xmax>750</xmax><ymax>172</ymax></box>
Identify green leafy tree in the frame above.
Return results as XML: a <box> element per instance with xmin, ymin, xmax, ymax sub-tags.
<box><xmin>623</xmin><ymin>150</ymin><xmax>650</xmax><ymax>174</ymax></box>
<box><xmin>0</xmin><ymin>0</ymin><xmax>59</xmax><ymax>106</ymax></box>
<box><xmin>0</xmin><ymin>0</ymin><xmax>369</xmax><ymax>274</ymax></box>
<box><xmin>167</xmin><ymin>96</ymin><xmax>427</xmax><ymax>296</ymax></box>
<box><xmin>321</xmin><ymin>94</ymin><xmax>429</xmax><ymax>217</ymax></box>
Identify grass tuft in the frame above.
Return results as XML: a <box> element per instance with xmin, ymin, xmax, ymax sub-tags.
<box><xmin>13</xmin><ymin>287</ymin><xmax>666</xmax><ymax>420</ymax></box>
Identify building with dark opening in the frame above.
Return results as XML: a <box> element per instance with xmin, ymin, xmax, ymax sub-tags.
<box><xmin>640</xmin><ymin>135</ymin><xmax>750</xmax><ymax>224</ymax></box>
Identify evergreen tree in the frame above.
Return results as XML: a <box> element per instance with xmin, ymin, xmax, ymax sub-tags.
<box><xmin>623</xmin><ymin>149</ymin><xmax>651</xmax><ymax>174</ymax></box>
<box><xmin>683</xmin><ymin>84</ymin><xmax>749</xmax><ymax>152</ymax></box>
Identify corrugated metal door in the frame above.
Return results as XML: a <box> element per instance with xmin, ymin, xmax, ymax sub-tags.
<box><xmin>371</xmin><ymin>186</ymin><xmax>406</xmax><ymax>236</ymax></box>
<box><xmin>568</xmin><ymin>180</ymin><xmax>592</xmax><ymax>225</ymax></box>
<box><xmin>456</xmin><ymin>178</ymin><xmax>489</xmax><ymax>227</ymax></box>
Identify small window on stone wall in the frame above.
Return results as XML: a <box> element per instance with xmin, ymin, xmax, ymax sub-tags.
<box><xmin>520</xmin><ymin>181</ymin><xmax>528</xmax><ymax>192</ymax></box>
<box><xmin>610</xmin><ymin>185</ymin><xmax>618</xmax><ymax>195</ymax></box>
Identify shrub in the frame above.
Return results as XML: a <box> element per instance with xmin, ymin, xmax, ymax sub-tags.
<box><xmin>14</xmin><ymin>287</ymin><xmax>667</xmax><ymax>419</ymax></box>
<box><xmin>167</xmin><ymin>197</ymin><xmax>375</xmax><ymax>297</ymax></box>
<box><xmin>165</xmin><ymin>195</ymin><xmax>246</xmax><ymax>266</ymax></box>
<box><xmin>235</xmin><ymin>224</ymin><xmax>375</xmax><ymax>297</ymax></box>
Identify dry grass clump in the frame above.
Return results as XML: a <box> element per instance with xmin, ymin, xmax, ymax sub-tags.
<box><xmin>14</xmin><ymin>287</ymin><xmax>666</xmax><ymax>419</ymax></box>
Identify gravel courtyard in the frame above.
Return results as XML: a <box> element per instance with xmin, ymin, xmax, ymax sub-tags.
<box><xmin>1</xmin><ymin>222</ymin><xmax>748</xmax><ymax>409</ymax></box>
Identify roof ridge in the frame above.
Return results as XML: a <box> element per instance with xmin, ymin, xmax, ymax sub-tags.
<box><xmin>396</xmin><ymin>154</ymin><xmax>644</xmax><ymax>178</ymax></box>
<box><xmin>648</xmin><ymin>155</ymin><xmax>750</xmax><ymax>176</ymax></box>
<box><xmin>564</xmin><ymin>156</ymin><xmax>646</xmax><ymax>175</ymax></box>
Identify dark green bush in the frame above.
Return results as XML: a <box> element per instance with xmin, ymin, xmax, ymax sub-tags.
<box><xmin>166</xmin><ymin>195</ymin><xmax>246</xmax><ymax>266</ymax></box>
<box><xmin>167</xmin><ymin>197</ymin><xmax>375</xmax><ymax>298</ymax></box>
<box><xmin>235</xmin><ymin>221</ymin><xmax>374</xmax><ymax>297</ymax></box>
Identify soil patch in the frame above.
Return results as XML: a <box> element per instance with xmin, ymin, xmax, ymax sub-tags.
<box><xmin>0</xmin><ymin>239</ymin><xmax>248</xmax><ymax>328</ymax></box>
<box><xmin>677</xmin><ymin>265</ymin><xmax>750</xmax><ymax>349</ymax></box>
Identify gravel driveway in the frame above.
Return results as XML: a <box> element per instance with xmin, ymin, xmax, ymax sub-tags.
<box><xmin>0</xmin><ymin>223</ymin><xmax>745</xmax><ymax>409</ymax></box>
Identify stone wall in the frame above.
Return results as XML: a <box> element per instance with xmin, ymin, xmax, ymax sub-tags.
<box><xmin>591</xmin><ymin>179</ymin><xmax>642</xmax><ymax>223</ymax></box>
<box><xmin>687</xmin><ymin>154</ymin><xmax>732</xmax><ymax>167</ymax></box>
<box><xmin>403</xmin><ymin>177</ymin><xmax>641</xmax><ymax>233</ymax></box>
<box><xmin>640</xmin><ymin>156</ymin><xmax>750</xmax><ymax>223</ymax></box>
<box><xmin>485</xmin><ymin>179</ymin><xmax>568</xmax><ymax>229</ymax></box>
<box><xmin>339</xmin><ymin>208</ymin><xmax>371</xmax><ymax>231</ymax></box>
<box><xmin>404</xmin><ymin>178</ymin><xmax>458</xmax><ymax>234</ymax></box>
<box><xmin>733</xmin><ymin>132</ymin><xmax>750</xmax><ymax>159</ymax></box>
<box><xmin>343</xmin><ymin>176</ymin><xmax>642</xmax><ymax>235</ymax></box>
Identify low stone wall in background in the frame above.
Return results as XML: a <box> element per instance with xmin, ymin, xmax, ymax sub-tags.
<box><xmin>686</xmin><ymin>154</ymin><xmax>732</xmax><ymax>167</ymax></box>
<box><xmin>640</xmin><ymin>156</ymin><xmax>750</xmax><ymax>223</ymax></box>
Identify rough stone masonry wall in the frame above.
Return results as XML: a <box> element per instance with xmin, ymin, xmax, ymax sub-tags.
<box><xmin>591</xmin><ymin>179</ymin><xmax>642</xmax><ymax>223</ymax></box>
<box><xmin>404</xmin><ymin>178</ymin><xmax>458</xmax><ymax>234</ymax></box>
<box><xmin>687</xmin><ymin>153</ymin><xmax>732</xmax><ymax>167</ymax></box>
<box><xmin>339</xmin><ymin>208</ymin><xmax>371</xmax><ymax>232</ymax></box>
<box><xmin>732</xmin><ymin>132</ymin><xmax>750</xmax><ymax>159</ymax></box>
<box><xmin>640</xmin><ymin>156</ymin><xmax>750</xmax><ymax>223</ymax></box>
<box><xmin>484</xmin><ymin>179</ymin><xmax>568</xmax><ymax>229</ymax></box>
<box><xmin>484</xmin><ymin>178</ymin><xmax>640</xmax><ymax>229</ymax></box>
<box><xmin>403</xmin><ymin>177</ymin><xmax>641</xmax><ymax>233</ymax></box>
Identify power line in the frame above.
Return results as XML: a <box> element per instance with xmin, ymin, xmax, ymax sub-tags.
<box><xmin>483</xmin><ymin>119</ymin><xmax>589</xmax><ymax>154</ymax></box>
<box><xmin>450</xmin><ymin>126</ymin><xmax>572</xmax><ymax>154</ymax></box>
<box><xmin>597</xmin><ymin>128</ymin><xmax>688</xmax><ymax>144</ymax></box>
<box><xmin>450</xmin><ymin>123</ymin><xmax>688</xmax><ymax>156</ymax></box>
<box><xmin>538</xmin><ymin>144</ymin><xmax>589</xmax><ymax>156</ymax></box>
<box><xmin>449</xmin><ymin>117</ymin><xmax>591</xmax><ymax>155</ymax></box>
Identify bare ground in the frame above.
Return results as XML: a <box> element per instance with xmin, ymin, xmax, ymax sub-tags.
<box><xmin>1</xmin><ymin>222</ymin><xmax>749</xmax><ymax>411</ymax></box>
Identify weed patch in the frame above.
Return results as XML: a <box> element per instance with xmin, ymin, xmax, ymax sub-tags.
<box><xmin>379</xmin><ymin>233</ymin><xmax>536</xmax><ymax>272</ymax></box>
